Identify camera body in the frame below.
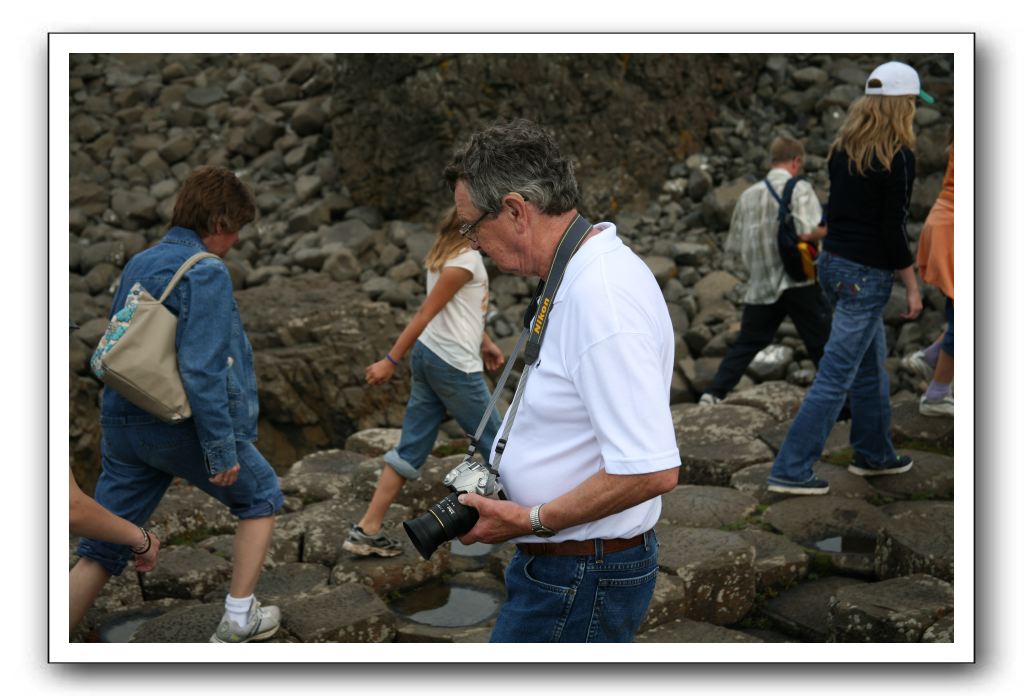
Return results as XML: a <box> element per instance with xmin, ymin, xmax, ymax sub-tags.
<box><xmin>403</xmin><ymin>455</ymin><xmax>504</xmax><ymax>560</ymax></box>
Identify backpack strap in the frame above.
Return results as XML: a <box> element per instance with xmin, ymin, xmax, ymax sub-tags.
<box><xmin>763</xmin><ymin>178</ymin><xmax>783</xmax><ymax>205</ymax></box>
<box><xmin>157</xmin><ymin>252</ymin><xmax>222</xmax><ymax>303</ymax></box>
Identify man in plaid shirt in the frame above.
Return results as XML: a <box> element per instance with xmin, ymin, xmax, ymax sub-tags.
<box><xmin>700</xmin><ymin>136</ymin><xmax>831</xmax><ymax>405</ymax></box>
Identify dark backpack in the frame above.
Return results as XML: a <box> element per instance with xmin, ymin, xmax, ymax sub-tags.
<box><xmin>764</xmin><ymin>176</ymin><xmax>819</xmax><ymax>282</ymax></box>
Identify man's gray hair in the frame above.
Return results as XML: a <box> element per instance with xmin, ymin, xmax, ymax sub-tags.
<box><xmin>444</xmin><ymin>119</ymin><xmax>580</xmax><ymax>216</ymax></box>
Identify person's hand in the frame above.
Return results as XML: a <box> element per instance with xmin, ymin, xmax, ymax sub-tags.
<box><xmin>901</xmin><ymin>287</ymin><xmax>923</xmax><ymax>320</ymax></box>
<box><xmin>132</xmin><ymin>531</ymin><xmax>161</xmax><ymax>573</ymax></box>
<box><xmin>455</xmin><ymin>493</ymin><xmax>531</xmax><ymax>545</ymax></box>
<box><xmin>209</xmin><ymin>462</ymin><xmax>240</xmax><ymax>487</ymax></box>
<box><xmin>365</xmin><ymin>359</ymin><xmax>396</xmax><ymax>385</ymax></box>
<box><xmin>481</xmin><ymin>342</ymin><xmax>505</xmax><ymax>372</ymax></box>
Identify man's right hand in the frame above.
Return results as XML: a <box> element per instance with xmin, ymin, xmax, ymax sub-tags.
<box><xmin>365</xmin><ymin>359</ymin><xmax>396</xmax><ymax>385</ymax></box>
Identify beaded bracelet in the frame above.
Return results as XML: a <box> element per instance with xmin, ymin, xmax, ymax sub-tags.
<box><xmin>385</xmin><ymin>353</ymin><xmax>399</xmax><ymax>367</ymax></box>
<box><xmin>130</xmin><ymin>527</ymin><xmax>151</xmax><ymax>555</ymax></box>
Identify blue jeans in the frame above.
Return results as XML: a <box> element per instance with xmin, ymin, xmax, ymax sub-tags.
<box><xmin>770</xmin><ymin>252</ymin><xmax>899</xmax><ymax>483</ymax></box>
<box><xmin>383</xmin><ymin>341</ymin><xmax>502</xmax><ymax>480</ymax></box>
<box><xmin>489</xmin><ymin>530</ymin><xmax>659</xmax><ymax>642</ymax></box>
<box><xmin>77</xmin><ymin>416</ymin><xmax>284</xmax><ymax>575</ymax></box>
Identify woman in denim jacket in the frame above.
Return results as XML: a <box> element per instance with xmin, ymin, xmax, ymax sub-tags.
<box><xmin>70</xmin><ymin>167</ymin><xmax>284</xmax><ymax>643</ymax></box>
<box><xmin>767</xmin><ymin>62</ymin><xmax>928</xmax><ymax>494</ymax></box>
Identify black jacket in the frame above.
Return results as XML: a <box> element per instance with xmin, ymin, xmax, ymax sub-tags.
<box><xmin>823</xmin><ymin>146</ymin><xmax>915</xmax><ymax>270</ymax></box>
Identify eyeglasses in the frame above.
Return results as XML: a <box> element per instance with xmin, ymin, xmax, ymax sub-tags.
<box><xmin>458</xmin><ymin>210</ymin><xmax>492</xmax><ymax>244</ymax></box>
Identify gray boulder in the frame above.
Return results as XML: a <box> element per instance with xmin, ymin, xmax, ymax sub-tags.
<box><xmin>828</xmin><ymin>574</ymin><xmax>954</xmax><ymax>642</ymax></box>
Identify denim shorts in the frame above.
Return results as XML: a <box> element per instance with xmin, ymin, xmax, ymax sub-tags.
<box><xmin>489</xmin><ymin>530</ymin><xmax>659</xmax><ymax>642</ymax></box>
<box><xmin>77</xmin><ymin>416</ymin><xmax>284</xmax><ymax>575</ymax></box>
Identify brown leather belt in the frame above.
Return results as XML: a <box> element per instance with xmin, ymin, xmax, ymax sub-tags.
<box><xmin>516</xmin><ymin>534</ymin><xmax>645</xmax><ymax>556</ymax></box>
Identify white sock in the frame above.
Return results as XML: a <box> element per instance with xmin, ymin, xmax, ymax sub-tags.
<box><xmin>225</xmin><ymin>593</ymin><xmax>255</xmax><ymax>626</ymax></box>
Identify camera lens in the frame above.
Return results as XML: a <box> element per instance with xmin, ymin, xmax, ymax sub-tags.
<box><xmin>403</xmin><ymin>491</ymin><xmax>480</xmax><ymax>560</ymax></box>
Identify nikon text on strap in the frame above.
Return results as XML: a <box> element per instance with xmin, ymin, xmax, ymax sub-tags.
<box><xmin>465</xmin><ymin>213</ymin><xmax>593</xmax><ymax>466</ymax></box>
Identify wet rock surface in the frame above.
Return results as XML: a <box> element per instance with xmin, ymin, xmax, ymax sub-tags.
<box><xmin>68</xmin><ymin>52</ymin><xmax>955</xmax><ymax>644</ymax></box>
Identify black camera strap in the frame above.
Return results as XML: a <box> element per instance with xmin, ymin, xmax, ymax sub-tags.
<box><xmin>467</xmin><ymin>213</ymin><xmax>593</xmax><ymax>469</ymax></box>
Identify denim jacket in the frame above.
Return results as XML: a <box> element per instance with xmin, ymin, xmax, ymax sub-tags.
<box><xmin>100</xmin><ymin>226</ymin><xmax>259</xmax><ymax>475</ymax></box>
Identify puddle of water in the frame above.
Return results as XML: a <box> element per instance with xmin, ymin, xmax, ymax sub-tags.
<box><xmin>450</xmin><ymin>539</ymin><xmax>495</xmax><ymax>557</ymax></box>
<box><xmin>99</xmin><ymin>609</ymin><xmax>164</xmax><ymax>643</ymax></box>
<box><xmin>813</xmin><ymin>535</ymin><xmax>876</xmax><ymax>554</ymax></box>
<box><xmin>390</xmin><ymin>584</ymin><xmax>501</xmax><ymax>628</ymax></box>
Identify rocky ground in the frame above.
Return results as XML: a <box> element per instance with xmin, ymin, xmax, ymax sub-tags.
<box><xmin>70</xmin><ymin>382</ymin><xmax>953</xmax><ymax>643</ymax></box>
<box><xmin>67</xmin><ymin>52</ymin><xmax>956</xmax><ymax>643</ymax></box>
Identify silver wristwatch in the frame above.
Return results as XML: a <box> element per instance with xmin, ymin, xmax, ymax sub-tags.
<box><xmin>529</xmin><ymin>504</ymin><xmax>557</xmax><ymax>538</ymax></box>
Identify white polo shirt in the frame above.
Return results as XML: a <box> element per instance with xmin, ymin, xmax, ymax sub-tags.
<box><xmin>494</xmin><ymin>222</ymin><xmax>680</xmax><ymax>543</ymax></box>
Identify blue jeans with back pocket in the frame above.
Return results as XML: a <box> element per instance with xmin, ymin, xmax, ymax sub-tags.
<box><xmin>489</xmin><ymin>530</ymin><xmax>659</xmax><ymax>642</ymax></box>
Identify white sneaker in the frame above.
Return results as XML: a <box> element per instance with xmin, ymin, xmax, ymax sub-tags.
<box><xmin>209</xmin><ymin>599</ymin><xmax>281</xmax><ymax>643</ymax></box>
<box><xmin>698</xmin><ymin>393</ymin><xmax>722</xmax><ymax>406</ymax></box>
<box><xmin>901</xmin><ymin>350</ymin><xmax>935</xmax><ymax>382</ymax></box>
<box><xmin>919</xmin><ymin>393</ymin><xmax>953</xmax><ymax>417</ymax></box>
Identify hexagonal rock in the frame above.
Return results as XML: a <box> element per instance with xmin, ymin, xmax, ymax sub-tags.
<box><xmin>724</xmin><ymin>381</ymin><xmax>807</xmax><ymax>422</ymax></box>
<box><xmin>279</xmin><ymin>498</ymin><xmax>409</xmax><ymax>566</ymax></box>
<box><xmin>391</xmin><ymin>455</ymin><xmax>461</xmax><ymax>514</ymax></box>
<box><xmin>344</xmin><ymin>428</ymin><xmax>403</xmax><ymax>456</ymax></box>
<box><xmin>204</xmin><ymin>563</ymin><xmax>331</xmax><ymax>605</ymax></box>
<box><xmin>921</xmin><ymin>614</ymin><xmax>954</xmax><ymax>642</ymax></box>
<box><xmin>656</xmin><ymin>526</ymin><xmax>756</xmax><ymax>625</ymax></box>
<box><xmin>287</xmin><ymin>448</ymin><xmax>370</xmax><ymax>476</ymax></box>
<box><xmin>867</xmin><ymin>450</ymin><xmax>954</xmax><ymax>500</ymax></box>
<box><xmin>757</xmin><ymin>419</ymin><xmax>853</xmax><ymax>458</ymax></box>
<box><xmin>640</xmin><ymin>572</ymin><xmax>688</xmax><ymax>631</ymax></box>
<box><xmin>875</xmin><ymin>501</ymin><xmax>954</xmax><ymax>582</ymax></box>
<box><xmin>145</xmin><ymin>481</ymin><xmax>238</xmax><ymax>542</ymax></box>
<box><xmin>673</xmin><ymin>401</ymin><xmax>777</xmax><ymax>485</ymax></box>
<box><xmin>278</xmin><ymin>471</ymin><xmax>362</xmax><ymax>503</ymax></box>
<box><xmin>737</xmin><ymin>529</ymin><xmax>809</xmax><ymax>591</ymax></box>
<box><xmin>730</xmin><ymin>462</ymin><xmax>879</xmax><ymax>503</ymax></box>
<box><xmin>282</xmin><ymin>583</ymin><xmax>396</xmax><ymax>642</ymax></box>
<box><xmin>762</xmin><ymin>495</ymin><xmax>894</xmax><ymax>548</ymax></box>
<box><xmin>330</xmin><ymin>545</ymin><xmax>452</xmax><ymax>597</ymax></box>
<box><xmin>890</xmin><ymin>393</ymin><xmax>954</xmax><ymax>447</ymax></box>
<box><xmin>198</xmin><ymin>525</ymin><xmax>303</xmax><ymax>567</ymax></box>
<box><xmin>140</xmin><ymin>546</ymin><xmax>232</xmax><ymax>600</ymax></box>
<box><xmin>828</xmin><ymin>574</ymin><xmax>954</xmax><ymax>642</ymax></box>
<box><xmin>131</xmin><ymin>603</ymin><xmax>228</xmax><ymax>643</ymax></box>
<box><xmin>636</xmin><ymin>618</ymin><xmax>764</xmax><ymax>642</ymax></box>
<box><xmin>659</xmin><ymin>485</ymin><xmax>758</xmax><ymax>528</ymax></box>
<box><xmin>763</xmin><ymin>576</ymin><xmax>867</xmax><ymax>642</ymax></box>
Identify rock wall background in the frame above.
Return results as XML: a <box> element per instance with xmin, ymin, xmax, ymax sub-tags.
<box><xmin>68</xmin><ymin>52</ymin><xmax>954</xmax><ymax>492</ymax></box>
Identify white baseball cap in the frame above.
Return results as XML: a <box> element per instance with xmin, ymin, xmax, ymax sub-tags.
<box><xmin>864</xmin><ymin>61</ymin><xmax>935</xmax><ymax>104</ymax></box>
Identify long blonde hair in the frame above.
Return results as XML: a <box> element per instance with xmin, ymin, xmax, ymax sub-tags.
<box><xmin>423</xmin><ymin>206</ymin><xmax>472</xmax><ymax>272</ymax></box>
<box><xmin>829</xmin><ymin>95</ymin><xmax>917</xmax><ymax>176</ymax></box>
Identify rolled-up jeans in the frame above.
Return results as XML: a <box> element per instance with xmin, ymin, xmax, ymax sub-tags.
<box><xmin>489</xmin><ymin>530</ymin><xmax>659</xmax><ymax>643</ymax></box>
<box><xmin>769</xmin><ymin>251</ymin><xmax>900</xmax><ymax>484</ymax></box>
<box><xmin>77</xmin><ymin>415</ymin><xmax>284</xmax><ymax>575</ymax></box>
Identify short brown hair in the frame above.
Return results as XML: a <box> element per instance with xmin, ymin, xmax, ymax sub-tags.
<box><xmin>171</xmin><ymin>166</ymin><xmax>256</xmax><ymax>238</ymax></box>
<box><xmin>769</xmin><ymin>136</ymin><xmax>805</xmax><ymax>165</ymax></box>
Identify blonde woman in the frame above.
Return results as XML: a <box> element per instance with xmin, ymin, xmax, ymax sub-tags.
<box><xmin>768</xmin><ymin>62</ymin><xmax>929</xmax><ymax>495</ymax></box>
<box><xmin>344</xmin><ymin>207</ymin><xmax>505</xmax><ymax>556</ymax></box>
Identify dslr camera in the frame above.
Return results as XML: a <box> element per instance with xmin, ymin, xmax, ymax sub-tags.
<box><xmin>403</xmin><ymin>455</ymin><xmax>504</xmax><ymax>559</ymax></box>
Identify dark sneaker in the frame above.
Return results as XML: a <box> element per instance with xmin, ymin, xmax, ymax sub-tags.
<box><xmin>848</xmin><ymin>454</ymin><xmax>913</xmax><ymax>477</ymax></box>
<box><xmin>766</xmin><ymin>474</ymin><xmax>830</xmax><ymax>495</ymax></box>
<box><xmin>342</xmin><ymin>524</ymin><xmax>402</xmax><ymax>558</ymax></box>
<box><xmin>209</xmin><ymin>600</ymin><xmax>280</xmax><ymax>643</ymax></box>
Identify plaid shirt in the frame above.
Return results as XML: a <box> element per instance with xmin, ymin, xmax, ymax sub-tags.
<box><xmin>725</xmin><ymin>168</ymin><xmax>823</xmax><ymax>305</ymax></box>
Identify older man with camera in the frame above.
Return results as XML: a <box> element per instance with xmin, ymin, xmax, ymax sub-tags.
<box><xmin>442</xmin><ymin>119</ymin><xmax>680</xmax><ymax>643</ymax></box>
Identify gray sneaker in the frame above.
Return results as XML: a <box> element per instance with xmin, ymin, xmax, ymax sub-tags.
<box><xmin>919</xmin><ymin>392</ymin><xmax>954</xmax><ymax>417</ymax></box>
<box><xmin>209</xmin><ymin>600</ymin><xmax>281</xmax><ymax>643</ymax></box>
<box><xmin>342</xmin><ymin>524</ymin><xmax>403</xmax><ymax>558</ymax></box>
